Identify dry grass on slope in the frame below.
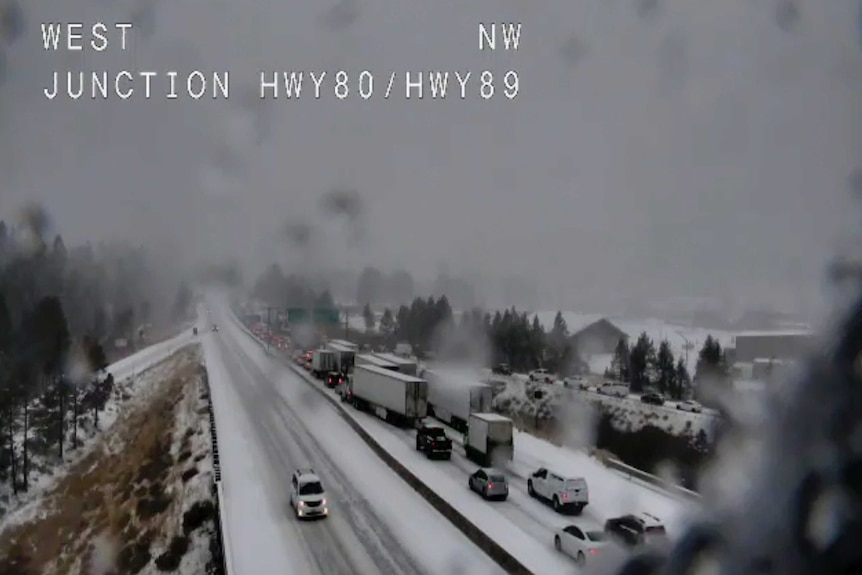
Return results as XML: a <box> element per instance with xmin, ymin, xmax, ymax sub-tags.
<box><xmin>0</xmin><ymin>348</ymin><xmax>217</xmax><ymax>575</ymax></box>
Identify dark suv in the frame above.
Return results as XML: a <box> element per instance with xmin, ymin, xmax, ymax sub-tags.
<box><xmin>604</xmin><ymin>513</ymin><xmax>668</xmax><ymax>548</ymax></box>
<box><xmin>641</xmin><ymin>392</ymin><xmax>664</xmax><ymax>406</ymax></box>
<box><xmin>415</xmin><ymin>426</ymin><xmax>452</xmax><ymax>459</ymax></box>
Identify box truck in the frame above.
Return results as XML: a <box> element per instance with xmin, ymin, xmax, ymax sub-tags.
<box><xmin>466</xmin><ymin>413</ymin><xmax>514</xmax><ymax>467</ymax></box>
<box><xmin>326</xmin><ymin>342</ymin><xmax>356</xmax><ymax>374</ymax></box>
<box><xmin>424</xmin><ymin>369</ymin><xmax>494</xmax><ymax>433</ymax></box>
<box><xmin>347</xmin><ymin>364</ymin><xmax>428</xmax><ymax>427</ymax></box>
<box><xmin>373</xmin><ymin>352</ymin><xmax>418</xmax><ymax>376</ymax></box>
<box><xmin>311</xmin><ymin>349</ymin><xmax>337</xmax><ymax>379</ymax></box>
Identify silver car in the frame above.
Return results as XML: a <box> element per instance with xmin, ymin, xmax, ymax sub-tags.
<box><xmin>677</xmin><ymin>399</ymin><xmax>703</xmax><ymax>413</ymax></box>
<box><xmin>468</xmin><ymin>468</ymin><xmax>509</xmax><ymax>501</ymax></box>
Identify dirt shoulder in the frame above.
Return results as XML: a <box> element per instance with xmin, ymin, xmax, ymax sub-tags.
<box><xmin>0</xmin><ymin>347</ymin><xmax>221</xmax><ymax>575</ymax></box>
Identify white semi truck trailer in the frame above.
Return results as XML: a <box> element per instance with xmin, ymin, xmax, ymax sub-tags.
<box><xmin>311</xmin><ymin>349</ymin><xmax>337</xmax><ymax>379</ymax></box>
<box><xmin>355</xmin><ymin>353</ymin><xmax>399</xmax><ymax>371</ymax></box>
<box><xmin>372</xmin><ymin>352</ymin><xmax>418</xmax><ymax>376</ymax></box>
<box><xmin>346</xmin><ymin>364</ymin><xmax>428</xmax><ymax>427</ymax></box>
<box><xmin>326</xmin><ymin>342</ymin><xmax>356</xmax><ymax>374</ymax></box>
<box><xmin>424</xmin><ymin>369</ymin><xmax>494</xmax><ymax>433</ymax></box>
<box><xmin>466</xmin><ymin>413</ymin><xmax>514</xmax><ymax>467</ymax></box>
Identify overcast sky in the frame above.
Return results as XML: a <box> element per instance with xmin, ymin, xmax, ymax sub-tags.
<box><xmin>1</xmin><ymin>0</ymin><xmax>860</xmax><ymax>315</ymax></box>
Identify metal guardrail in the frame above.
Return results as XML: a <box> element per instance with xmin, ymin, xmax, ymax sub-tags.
<box><xmin>603</xmin><ymin>457</ymin><xmax>702</xmax><ymax>502</ymax></box>
<box><xmin>199</xmin><ymin>365</ymin><xmax>232</xmax><ymax>575</ymax></box>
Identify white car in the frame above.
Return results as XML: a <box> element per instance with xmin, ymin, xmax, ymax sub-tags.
<box><xmin>289</xmin><ymin>468</ymin><xmax>328</xmax><ymax>519</ymax></box>
<box><xmin>677</xmin><ymin>399</ymin><xmax>703</xmax><ymax>413</ymax></box>
<box><xmin>598</xmin><ymin>383</ymin><xmax>629</xmax><ymax>398</ymax></box>
<box><xmin>528</xmin><ymin>368</ymin><xmax>553</xmax><ymax>383</ymax></box>
<box><xmin>554</xmin><ymin>524</ymin><xmax>608</xmax><ymax>566</ymax></box>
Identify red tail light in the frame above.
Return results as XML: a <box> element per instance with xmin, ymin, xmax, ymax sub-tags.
<box><xmin>488</xmin><ymin>483</ymin><xmax>493</xmax><ymax>489</ymax></box>
<box><xmin>590</xmin><ymin>548</ymin><xmax>599</xmax><ymax>555</ymax></box>
<box><xmin>562</xmin><ymin>492</ymin><xmax>568</xmax><ymax>501</ymax></box>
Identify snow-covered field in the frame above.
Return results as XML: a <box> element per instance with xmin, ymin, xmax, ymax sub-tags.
<box><xmin>0</xmin><ymin>344</ymin><xmax>219</xmax><ymax>575</ymax></box>
<box><xmin>487</xmin><ymin>371</ymin><xmax>716</xmax><ymax>440</ymax></box>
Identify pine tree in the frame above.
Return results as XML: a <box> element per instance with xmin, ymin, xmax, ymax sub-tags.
<box><xmin>655</xmin><ymin>339</ymin><xmax>676</xmax><ymax>396</ymax></box>
<box><xmin>315</xmin><ymin>289</ymin><xmax>335</xmax><ymax>309</ymax></box>
<box><xmin>379</xmin><ymin>308</ymin><xmax>395</xmax><ymax>340</ymax></box>
<box><xmin>629</xmin><ymin>332</ymin><xmax>655</xmax><ymax>393</ymax></box>
<box><xmin>695</xmin><ymin>335</ymin><xmax>728</xmax><ymax>385</ymax></box>
<box><xmin>548</xmin><ymin>311</ymin><xmax>571</xmax><ymax>374</ymax></box>
<box><xmin>610</xmin><ymin>338</ymin><xmax>631</xmax><ymax>382</ymax></box>
<box><xmin>362</xmin><ymin>303</ymin><xmax>375</xmax><ymax>331</ymax></box>
<box><xmin>675</xmin><ymin>357</ymin><xmax>692</xmax><ymax>399</ymax></box>
<box><xmin>550</xmin><ymin>311</ymin><xmax>568</xmax><ymax>343</ymax></box>
<box><xmin>529</xmin><ymin>315</ymin><xmax>546</xmax><ymax>371</ymax></box>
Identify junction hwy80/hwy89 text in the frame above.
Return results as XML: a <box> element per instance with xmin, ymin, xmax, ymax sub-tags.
<box><xmin>259</xmin><ymin>70</ymin><xmax>520</xmax><ymax>100</ymax></box>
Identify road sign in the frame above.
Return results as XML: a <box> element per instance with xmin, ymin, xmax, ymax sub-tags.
<box><xmin>287</xmin><ymin>308</ymin><xmax>340</xmax><ymax>325</ymax></box>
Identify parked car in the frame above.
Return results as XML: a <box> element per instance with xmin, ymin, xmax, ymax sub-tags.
<box><xmin>604</xmin><ymin>512</ymin><xmax>667</xmax><ymax>548</ymax></box>
<box><xmin>563</xmin><ymin>376</ymin><xmax>589</xmax><ymax>390</ymax></box>
<box><xmin>467</xmin><ymin>468</ymin><xmax>509</xmax><ymax>500</ymax></box>
<box><xmin>211</xmin><ymin>324</ymin><xmax>219</xmax><ymax>332</ymax></box>
<box><xmin>527</xmin><ymin>467</ymin><xmax>589</xmax><ymax>514</ymax></box>
<box><xmin>677</xmin><ymin>399</ymin><xmax>703</xmax><ymax>413</ymax></box>
<box><xmin>528</xmin><ymin>368</ymin><xmax>554</xmax><ymax>383</ymax></box>
<box><xmin>640</xmin><ymin>392</ymin><xmax>665</xmax><ymax>406</ymax></box>
<box><xmin>554</xmin><ymin>524</ymin><xmax>607</xmax><ymax>566</ymax></box>
<box><xmin>289</xmin><ymin>468</ymin><xmax>328</xmax><ymax>519</ymax></box>
<box><xmin>598</xmin><ymin>383</ymin><xmax>629</xmax><ymax>397</ymax></box>
<box><xmin>492</xmin><ymin>363</ymin><xmax>512</xmax><ymax>375</ymax></box>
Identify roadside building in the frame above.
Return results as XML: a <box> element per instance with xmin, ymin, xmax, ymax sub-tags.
<box><xmin>732</xmin><ymin>330</ymin><xmax>814</xmax><ymax>364</ymax></box>
<box><xmin>570</xmin><ymin>318</ymin><xmax>629</xmax><ymax>356</ymax></box>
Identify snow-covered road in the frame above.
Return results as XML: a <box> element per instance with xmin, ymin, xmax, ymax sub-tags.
<box><xmin>202</xmin><ymin>303</ymin><xmax>504</xmax><ymax>575</ymax></box>
<box><xmin>227</xmin><ymin>304</ymin><xmax>696</xmax><ymax>574</ymax></box>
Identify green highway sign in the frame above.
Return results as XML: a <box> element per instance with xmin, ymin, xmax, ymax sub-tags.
<box><xmin>287</xmin><ymin>308</ymin><xmax>340</xmax><ymax>325</ymax></box>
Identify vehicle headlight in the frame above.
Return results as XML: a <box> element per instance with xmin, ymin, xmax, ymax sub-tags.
<box><xmin>321</xmin><ymin>498</ymin><xmax>327</xmax><ymax>506</ymax></box>
<box><xmin>298</xmin><ymin>500</ymin><xmax>306</xmax><ymax>507</ymax></box>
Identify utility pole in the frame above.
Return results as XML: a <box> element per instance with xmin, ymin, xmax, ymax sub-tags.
<box><xmin>675</xmin><ymin>330</ymin><xmax>692</xmax><ymax>369</ymax></box>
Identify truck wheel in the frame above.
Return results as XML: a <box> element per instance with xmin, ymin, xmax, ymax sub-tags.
<box><xmin>527</xmin><ymin>480</ymin><xmax>535</xmax><ymax>497</ymax></box>
<box><xmin>553</xmin><ymin>495</ymin><xmax>561</xmax><ymax>512</ymax></box>
<box><xmin>554</xmin><ymin>535</ymin><xmax>561</xmax><ymax>551</ymax></box>
<box><xmin>415</xmin><ymin>439</ymin><xmax>420</xmax><ymax>451</ymax></box>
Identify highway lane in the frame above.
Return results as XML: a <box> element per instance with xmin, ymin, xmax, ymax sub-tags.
<box><xmin>205</xmin><ymin>303</ymin><xmax>505</xmax><ymax>575</ymax></box>
<box><xmin>225</xmin><ymin>309</ymin><xmax>586</xmax><ymax>573</ymax></box>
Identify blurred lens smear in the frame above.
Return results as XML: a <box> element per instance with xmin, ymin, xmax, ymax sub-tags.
<box><xmin>1</xmin><ymin>1</ymin><xmax>862</xmax><ymax>572</ymax></box>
